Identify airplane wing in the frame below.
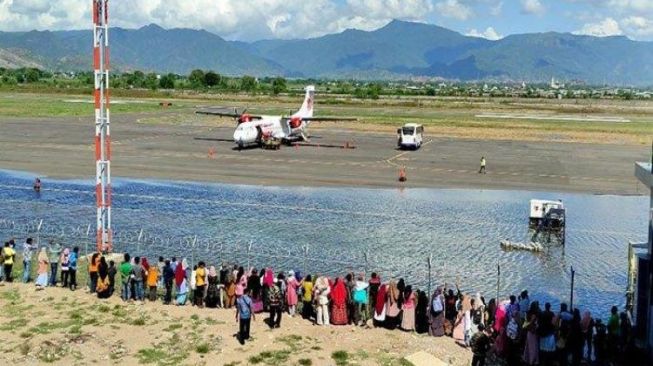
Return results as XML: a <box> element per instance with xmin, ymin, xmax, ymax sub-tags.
<box><xmin>297</xmin><ymin>117</ymin><xmax>358</xmax><ymax>122</ymax></box>
<box><xmin>195</xmin><ymin>107</ymin><xmax>262</xmax><ymax>120</ymax></box>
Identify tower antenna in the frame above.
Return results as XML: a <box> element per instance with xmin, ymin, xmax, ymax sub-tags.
<box><xmin>93</xmin><ymin>0</ymin><xmax>111</xmax><ymax>252</ymax></box>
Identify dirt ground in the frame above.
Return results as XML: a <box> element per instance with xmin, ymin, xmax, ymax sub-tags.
<box><xmin>0</xmin><ymin>282</ymin><xmax>471</xmax><ymax>366</ymax></box>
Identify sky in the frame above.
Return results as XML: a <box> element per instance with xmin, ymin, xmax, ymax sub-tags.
<box><xmin>0</xmin><ymin>0</ymin><xmax>652</xmax><ymax>42</ymax></box>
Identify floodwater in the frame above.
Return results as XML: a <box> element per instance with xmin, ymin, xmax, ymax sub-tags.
<box><xmin>0</xmin><ymin>169</ymin><xmax>648</xmax><ymax>316</ymax></box>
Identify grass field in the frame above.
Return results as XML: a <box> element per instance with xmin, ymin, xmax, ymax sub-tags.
<box><xmin>1</xmin><ymin>91</ymin><xmax>651</xmax><ymax>145</ymax></box>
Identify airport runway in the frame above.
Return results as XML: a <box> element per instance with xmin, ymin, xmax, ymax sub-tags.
<box><xmin>0</xmin><ymin>113</ymin><xmax>649</xmax><ymax>194</ymax></box>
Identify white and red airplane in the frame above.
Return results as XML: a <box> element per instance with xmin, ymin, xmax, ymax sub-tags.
<box><xmin>197</xmin><ymin>86</ymin><xmax>356</xmax><ymax>149</ymax></box>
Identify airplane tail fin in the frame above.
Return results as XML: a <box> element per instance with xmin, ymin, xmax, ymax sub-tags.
<box><xmin>292</xmin><ymin>85</ymin><xmax>315</xmax><ymax>119</ymax></box>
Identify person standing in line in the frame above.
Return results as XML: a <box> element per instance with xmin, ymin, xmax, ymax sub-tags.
<box><xmin>479</xmin><ymin>156</ymin><xmax>487</xmax><ymax>174</ymax></box>
<box><xmin>2</xmin><ymin>242</ymin><xmax>16</xmax><ymax>282</ymax></box>
<box><xmin>34</xmin><ymin>247</ymin><xmax>49</xmax><ymax>290</ymax></box>
<box><xmin>47</xmin><ymin>240</ymin><xmax>61</xmax><ymax>287</ymax></box>
<box><xmin>119</xmin><ymin>253</ymin><xmax>132</xmax><ymax>301</ymax></box>
<box><xmin>400</xmin><ymin>285</ymin><xmax>416</xmax><ymax>331</ymax></box>
<box><xmin>68</xmin><ymin>247</ymin><xmax>79</xmax><ymax>291</ymax></box>
<box><xmin>131</xmin><ymin>256</ymin><xmax>146</xmax><ymax>302</ymax></box>
<box><xmin>96</xmin><ymin>257</ymin><xmax>111</xmax><ymax>299</ymax></box>
<box><xmin>146</xmin><ymin>259</ymin><xmax>159</xmax><ymax>302</ymax></box>
<box><xmin>162</xmin><ymin>259</ymin><xmax>174</xmax><ymax>305</ymax></box>
<box><xmin>285</xmin><ymin>270</ymin><xmax>299</xmax><ymax>317</ymax></box>
<box><xmin>88</xmin><ymin>253</ymin><xmax>100</xmax><ymax>293</ymax></box>
<box><xmin>353</xmin><ymin>274</ymin><xmax>370</xmax><ymax>326</ymax></box>
<box><xmin>314</xmin><ymin>276</ymin><xmax>331</xmax><ymax>326</ymax></box>
<box><xmin>22</xmin><ymin>237</ymin><xmax>38</xmax><ymax>283</ymax></box>
<box><xmin>157</xmin><ymin>256</ymin><xmax>165</xmax><ymax>288</ymax></box>
<box><xmin>195</xmin><ymin>261</ymin><xmax>206</xmax><ymax>307</ymax></box>
<box><xmin>236</xmin><ymin>289</ymin><xmax>255</xmax><ymax>345</ymax></box>
<box><xmin>470</xmin><ymin>324</ymin><xmax>491</xmax><ymax>366</ymax></box>
<box><xmin>300</xmin><ymin>275</ymin><xmax>314</xmax><ymax>320</ymax></box>
<box><xmin>107</xmin><ymin>260</ymin><xmax>117</xmax><ymax>296</ymax></box>
<box><xmin>267</xmin><ymin>278</ymin><xmax>282</xmax><ymax>328</ymax></box>
<box><xmin>59</xmin><ymin>248</ymin><xmax>70</xmax><ymax>287</ymax></box>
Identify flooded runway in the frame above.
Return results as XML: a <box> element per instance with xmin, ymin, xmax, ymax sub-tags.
<box><xmin>0</xmin><ymin>170</ymin><xmax>647</xmax><ymax>316</ymax></box>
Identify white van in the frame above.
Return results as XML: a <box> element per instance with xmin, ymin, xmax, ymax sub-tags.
<box><xmin>397</xmin><ymin>123</ymin><xmax>424</xmax><ymax>150</ymax></box>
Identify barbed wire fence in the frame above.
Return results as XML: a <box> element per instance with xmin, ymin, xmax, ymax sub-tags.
<box><xmin>0</xmin><ymin>217</ymin><xmax>632</xmax><ymax>314</ymax></box>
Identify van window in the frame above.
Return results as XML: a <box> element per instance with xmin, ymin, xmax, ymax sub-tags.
<box><xmin>417</xmin><ymin>126</ymin><xmax>423</xmax><ymax>134</ymax></box>
<box><xmin>402</xmin><ymin>127</ymin><xmax>414</xmax><ymax>135</ymax></box>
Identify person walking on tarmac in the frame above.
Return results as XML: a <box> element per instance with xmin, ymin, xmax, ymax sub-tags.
<box><xmin>479</xmin><ymin>157</ymin><xmax>487</xmax><ymax>174</ymax></box>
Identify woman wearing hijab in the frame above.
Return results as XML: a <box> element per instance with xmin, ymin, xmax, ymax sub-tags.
<box><xmin>286</xmin><ymin>270</ymin><xmax>299</xmax><ymax>317</ymax></box>
<box><xmin>235</xmin><ymin>267</ymin><xmax>246</xmax><ymax>297</ymax></box>
<box><xmin>314</xmin><ymin>276</ymin><xmax>331</xmax><ymax>326</ymax></box>
<box><xmin>248</xmin><ymin>268</ymin><xmax>261</xmax><ymax>299</ymax></box>
<box><xmin>262</xmin><ymin>268</ymin><xmax>274</xmax><ymax>310</ymax></box>
<box><xmin>60</xmin><ymin>248</ymin><xmax>70</xmax><ymax>288</ymax></box>
<box><xmin>205</xmin><ymin>266</ymin><xmax>220</xmax><ymax>308</ymax></box>
<box><xmin>453</xmin><ymin>295</ymin><xmax>472</xmax><ymax>344</ymax></box>
<box><xmin>97</xmin><ymin>257</ymin><xmax>111</xmax><ymax>299</ymax></box>
<box><xmin>522</xmin><ymin>309</ymin><xmax>540</xmax><ymax>366</ymax></box>
<box><xmin>35</xmin><ymin>247</ymin><xmax>49</xmax><ymax>289</ymax></box>
<box><xmin>373</xmin><ymin>284</ymin><xmax>387</xmax><ymax>327</ymax></box>
<box><xmin>385</xmin><ymin>280</ymin><xmax>401</xmax><ymax>330</ymax></box>
<box><xmin>401</xmin><ymin>285</ymin><xmax>416</xmax><ymax>331</ymax></box>
<box><xmin>428</xmin><ymin>287</ymin><xmax>445</xmax><ymax>337</ymax></box>
<box><xmin>226</xmin><ymin>274</ymin><xmax>237</xmax><ymax>308</ymax></box>
<box><xmin>413</xmin><ymin>290</ymin><xmax>428</xmax><ymax>333</ymax></box>
<box><xmin>300</xmin><ymin>274</ymin><xmax>314</xmax><ymax>320</ymax></box>
<box><xmin>330</xmin><ymin>277</ymin><xmax>348</xmax><ymax>325</ymax></box>
<box><xmin>175</xmin><ymin>259</ymin><xmax>189</xmax><ymax>305</ymax></box>
<box><xmin>88</xmin><ymin>252</ymin><xmax>100</xmax><ymax>293</ymax></box>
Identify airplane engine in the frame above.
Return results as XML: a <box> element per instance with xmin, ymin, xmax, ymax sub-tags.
<box><xmin>289</xmin><ymin>117</ymin><xmax>302</xmax><ymax>129</ymax></box>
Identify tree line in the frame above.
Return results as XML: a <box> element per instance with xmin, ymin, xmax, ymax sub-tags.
<box><xmin>0</xmin><ymin>67</ymin><xmax>649</xmax><ymax>100</ymax></box>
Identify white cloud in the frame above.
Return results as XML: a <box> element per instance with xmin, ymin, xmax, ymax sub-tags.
<box><xmin>0</xmin><ymin>0</ymin><xmax>438</xmax><ymax>41</ymax></box>
<box><xmin>466</xmin><ymin>26</ymin><xmax>502</xmax><ymax>40</ymax></box>
<box><xmin>521</xmin><ymin>0</ymin><xmax>545</xmax><ymax>15</ymax></box>
<box><xmin>490</xmin><ymin>1</ymin><xmax>503</xmax><ymax>16</ymax></box>
<box><xmin>574</xmin><ymin>17</ymin><xmax>623</xmax><ymax>37</ymax></box>
<box><xmin>435</xmin><ymin>0</ymin><xmax>473</xmax><ymax>20</ymax></box>
<box><xmin>621</xmin><ymin>16</ymin><xmax>653</xmax><ymax>36</ymax></box>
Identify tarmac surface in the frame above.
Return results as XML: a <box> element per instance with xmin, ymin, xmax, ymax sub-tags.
<box><xmin>0</xmin><ymin>112</ymin><xmax>649</xmax><ymax>195</ymax></box>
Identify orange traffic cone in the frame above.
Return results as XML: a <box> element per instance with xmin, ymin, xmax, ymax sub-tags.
<box><xmin>398</xmin><ymin>166</ymin><xmax>407</xmax><ymax>182</ymax></box>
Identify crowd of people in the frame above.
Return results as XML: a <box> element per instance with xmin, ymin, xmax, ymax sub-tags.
<box><xmin>0</xmin><ymin>237</ymin><xmax>640</xmax><ymax>364</ymax></box>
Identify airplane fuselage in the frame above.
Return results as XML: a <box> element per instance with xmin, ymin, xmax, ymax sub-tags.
<box><xmin>233</xmin><ymin>116</ymin><xmax>305</xmax><ymax>147</ymax></box>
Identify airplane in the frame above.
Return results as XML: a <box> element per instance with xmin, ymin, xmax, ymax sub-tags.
<box><xmin>196</xmin><ymin>86</ymin><xmax>356</xmax><ymax>149</ymax></box>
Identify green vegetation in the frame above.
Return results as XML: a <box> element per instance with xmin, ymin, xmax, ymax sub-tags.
<box><xmin>248</xmin><ymin>350</ymin><xmax>292</xmax><ymax>365</ymax></box>
<box><xmin>331</xmin><ymin>350</ymin><xmax>350</xmax><ymax>366</ymax></box>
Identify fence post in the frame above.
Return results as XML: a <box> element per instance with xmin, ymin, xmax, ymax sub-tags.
<box><xmin>191</xmin><ymin>235</ymin><xmax>198</xmax><ymax>267</ymax></box>
<box><xmin>427</xmin><ymin>254</ymin><xmax>432</xmax><ymax>297</ymax></box>
<box><xmin>302</xmin><ymin>245</ymin><xmax>309</xmax><ymax>275</ymax></box>
<box><xmin>137</xmin><ymin>228</ymin><xmax>144</xmax><ymax>255</ymax></box>
<box><xmin>496</xmin><ymin>261</ymin><xmax>501</xmax><ymax>302</ymax></box>
<box><xmin>570</xmin><ymin>265</ymin><xmax>575</xmax><ymax>310</ymax></box>
<box><xmin>247</xmin><ymin>241</ymin><xmax>253</xmax><ymax>269</ymax></box>
<box><xmin>36</xmin><ymin>219</ymin><xmax>43</xmax><ymax>246</ymax></box>
<box><xmin>363</xmin><ymin>250</ymin><xmax>369</xmax><ymax>275</ymax></box>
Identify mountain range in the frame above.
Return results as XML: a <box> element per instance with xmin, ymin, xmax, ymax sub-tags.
<box><xmin>1</xmin><ymin>20</ymin><xmax>652</xmax><ymax>85</ymax></box>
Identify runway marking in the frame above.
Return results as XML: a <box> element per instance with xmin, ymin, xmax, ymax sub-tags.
<box><xmin>383</xmin><ymin>139</ymin><xmax>434</xmax><ymax>167</ymax></box>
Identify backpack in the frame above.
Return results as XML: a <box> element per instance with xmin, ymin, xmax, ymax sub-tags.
<box><xmin>473</xmin><ymin>308</ymin><xmax>483</xmax><ymax>325</ymax></box>
<box><xmin>507</xmin><ymin>318</ymin><xmax>519</xmax><ymax>340</ymax></box>
<box><xmin>268</xmin><ymin>285</ymin><xmax>281</xmax><ymax>306</ymax></box>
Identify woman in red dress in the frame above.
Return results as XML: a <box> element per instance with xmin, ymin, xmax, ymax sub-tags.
<box><xmin>331</xmin><ymin>277</ymin><xmax>348</xmax><ymax>325</ymax></box>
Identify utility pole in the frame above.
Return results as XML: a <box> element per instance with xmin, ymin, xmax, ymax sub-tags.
<box><xmin>93</xmin><ymin>0</ymin><xmax>112</xmax><ymax>252</ymax></box>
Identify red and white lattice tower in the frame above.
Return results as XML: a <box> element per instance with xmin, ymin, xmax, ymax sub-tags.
<box><xmin>93</xmin><ymin>0</ymin><xmax>111</xmax><ymax>252</ymax></box>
